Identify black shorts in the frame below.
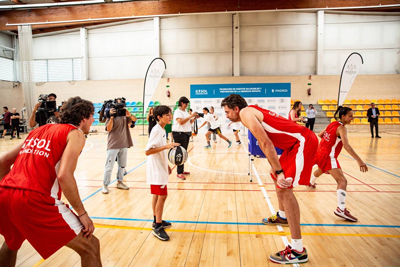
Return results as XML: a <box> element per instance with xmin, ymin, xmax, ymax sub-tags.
<box><xmin>233</xmin><ymin>129</ymin><xmax>240</xmax><ymax>133</ymax></box>
<box><xmin>209</xmin><ymin>127</ymin><xmax>221</xmax><ymax>134</ymax></box>
<box><xmin>3</xmin><ymin>124</ymin><xmax>11</xmax><ymax>130</ymax></box>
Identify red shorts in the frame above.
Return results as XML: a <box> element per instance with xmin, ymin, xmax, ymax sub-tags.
<box><xmin>314</xmin><ymin>153</ymin><xmax>341</xmax><ymax>173</ymax></box>
<box><xmin>271</xmin><ymin>130</ymin><xmax>319</xmax><ymax>188</ymax></box>
<box><xmin>150</xmin><ymin>185</ymin><xmax>168</xmax><ymax>195</ymax></box>
<box><xmin>0</xmin><ymin>187</ymin><xmax>82</xmax><ymax>259</ymax></box>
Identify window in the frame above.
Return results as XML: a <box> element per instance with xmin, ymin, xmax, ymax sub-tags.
<box><xmin>0</xmin><ymin>57</ymin><xmax>14</xmax><ymax>81</ymax></box>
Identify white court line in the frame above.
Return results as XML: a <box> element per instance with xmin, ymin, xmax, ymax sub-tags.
<box><xmin>82</xmin><ymin>140</ymin><xmax>94</xmax><ymax>153</ymax></box>
<box><xmin>239</xmin><ymin>135</ymin><xmax>300</xmax><ymax>267</ymax></box>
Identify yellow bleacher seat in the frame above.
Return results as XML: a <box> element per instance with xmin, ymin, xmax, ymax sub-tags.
<box><xmin>392</xmin><ymin>99</ymin><xmax>399</xmax><ymax>104</ymax></box>
<box><xmin>331</xmin><ymin>100</ymin><xmax>338</xmax><ymax>105</ymax></box>
<box><xmin>363</xmin><ymin>105</ymin><xmax>369</xmax><ymax>110</ymax></box>
<box><xmin>384</xmin><ymin>99</ymin><xmax>392</xmax><ymax>104</ymax></box>
<box><xmin>301</xmin><ymin>112</ymin><xmax>306</xmax><ymax>117</ymax></box>
<box><xmin>327</xmin><ymin>112</ymin><xmax>334</xmax><ymax>118</ymax></box>
<box><xmin>357</xmin><ymin>100</ymin><xmax>364</xmax><ymax>104</ymax></box>
<box><xmin>362</xmin><ymin>111</ymin><xmax>367</xmax><ymax>117</ymax></box>
<box><xmin>322</xmin><ymin>105</ymin><xmax>329</xmax><ymax>111</ymax></box>
<box><xmin>331</xmin><ymin>118</ymin><xmax>336</xmax><ymax>123</ymax></box>
<box><xmin>371</xmin><ymin>99</ymin><xmax>377</xmax><ymax>104</ymax></box>
<box><xmin>392</xmin><ymin>111</ymin><xmax>400</xmax><ymax>117</ymax></box>
<box><xmin>301</xmin><ymin>106</ymin><xmax>305</xmax><ymax>111</ymax></box>
<box><xmin>343</xmin><ymin>99</ymin><xmax>351</xmax><ymax>105</ymax></box>
<box><xmin>350</xmin><ymin>100</ymin><xmax>357</xmax><ymax>104</ymax></box>
<box><xmin>364</xmin><ymin>100</ymin><xmax>371</xmax><ymax>104</ymax></box>
<box><xmin>329</xmin><ymin>105</ymin><xmax>336</xmax><ymax>111</ymax></box>
<box><xmin>392</xmin><ymin>105</ymin><xmax>399</xmax><ymax>110</ymax></box>
<box><xmin>350</xmin><ymin>105</ymin><xmax>356</xmax><ymax>110</ymax></box>
<box><xmin>378</xmin><ymin>99</ymin><xmax>384</xmax><ymax>104</ymax></box>
<box><xmin>353</xmin><ymin>118</ymin><xmax>362</xmax><ymax>125</ymax></box>
<box><xmin>385</xmin><ymin>111</ymin><xmax>392</xmax><ymax>117</ymax></box>
<box><xmin>354</xmin><ymin>111</ymin><xmax>362</xmax><ymax>117</ymax></box>
<box><xmin>378</xmin><ymin>105</ymin><xmax>385</xmax><ymax>110</ymax></box>
<box><xmin>324</xmin><ymin>100</ymin><xmax>331</xmax><ymax>104</ymax></box>
<box><xmin>385</xmin><ymin>118</ymin><xmax>393</xmax><ymax>125</ymax></box>
<box><xmin>393</xmin><ymin>118</ymin><xmax>400</xmax><ymax>125</ymax></box>
<box><xmin>356</xmin><ymin>105</ymin><xmax>364</xmax><ymax>111</ymax></box>
<box><xmin>317</xmin><ymin>100</ymin><xmax>324</xmax><ymax>105</ymax></box>
<box><xmin>385</xmin><ymin>105</ymin><xmax>392</xmax><ymax>110</ymax></box>
<box><xmin>291</xmin><ymin>100</ymin><xmax>294</xmax><ymax>105</ymax></box>
<box><xmin>361</xmin><ymin>118</ymin><xmax>369</xmax><ymax>125</ymax></box>
<box><xmin>379</xmin><ymin>118</ymin><xmax>385</xmax><ymax>124</ymax></box>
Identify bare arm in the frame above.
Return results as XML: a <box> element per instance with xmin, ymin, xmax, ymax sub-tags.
<box><xmin>57</xmin><ymin>129</ymin><xmax>95</xmax><ymax>237</ymax></box>
<box><xmin>338</xmin><ymin>126</ymin><xmax>368</xmax><ymax>172</ymax></box>
<box><xmin>289</xmin><ymin>110</ymin><xmax>302</xmax><ymax>122</ymax></box>
<box><xmin>176</xmin><ymin>111</ymin><xmax>197</xmax><ymax>125</ymax></box>
<box><xmin>0</xmin><ymin>142</ymin><xmax>24</xmax><ymax>181</ymax></box>
<box><xmin>147</xmin><ymin>112</ymin><xmax>151</xmax><ymax>122</ymax></box>
<box><xmin>29</xmin><ymin>103</ymin><xmax>41</xmax><ymax>128</ymax></box>
<box><xmin>318</xmin><ymin>126</ymin><xmax>327</xmax><ymax>138</ymax></box>
<box><xmin>145</xmin><ymin>142</ymin><xmax>180</xmax><ymax>156</ymax></box>
<box><xmin>198</xmin><ymin>120</ymin><xmax>208</xmax><ymax>129</ymax></box>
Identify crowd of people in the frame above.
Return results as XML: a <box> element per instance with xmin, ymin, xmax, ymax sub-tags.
<box><xmin>0</xmin><ymin>93</ymin><xmax>372</xmax><ymax>266</ymax></box>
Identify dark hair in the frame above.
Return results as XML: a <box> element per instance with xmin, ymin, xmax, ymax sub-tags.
<box><xmin>203</xmin><ymin>107</ymin><xmax>210</xmax><ymax>113</ymax></box>
<box><xmin>3</xmin><ymin>106</ymin><xmax>8</xmax><ymax>110</ymax></box>
<box><xmin>153</xmin><ymin>105</ymin><xmax>171</xmax><ymax>122</ymax></box>
<box><xmin>48</xmin><ymin>93</ymin><xmax>57</xmax><ymax>99</ymax></box>
<box><xmin>189</xmin><ymin>108</ymin><xmax>193</xmax><ymax>112</ymax></box>
<box><xmin>309</xmin><ymin>104</ymin><xmax>313</xmax><ymax>107</ymax></box>
<box><xmin>371</xmin><ymin>102</ymin><xmax>375</xmax><ymax>105</ymax></box>
<box><xmin>59</xmin><ymin>97</ymin><xmax>94</xmax><ymax>126</ymax></box>
<box><xmin>292</xmin><ymin>101</ymin><xmax>302</xmax><ymax>117</ymax></box>
<box><xmin>178</xmin><ymin>96</ymin><xmax>189</xmax><ymax>107</ymax></box>
<box><xmin>221</xmin><ymin>94</ymin><xmax>248</xmax><ymax>110</ymax></box>
<box><xmin>334</xmin><ymin>106</ymin><xmax>352</xmax><ymax>121</ymax></box>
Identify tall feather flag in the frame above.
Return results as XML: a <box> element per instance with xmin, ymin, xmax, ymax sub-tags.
<box><xmin>337</xmin><ymin>52</ymin><xmax>364</xmax><ymax>106</ymax></box>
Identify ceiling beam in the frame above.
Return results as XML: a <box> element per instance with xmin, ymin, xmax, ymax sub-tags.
<box><xmin>1</xmin><ymin>0</ymin><xmax>399</xmax><ymax>31</ymax></box>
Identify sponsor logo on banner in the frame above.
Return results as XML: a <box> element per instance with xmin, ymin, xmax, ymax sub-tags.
<box><xmin>247</xmin><ymin>99</ymin><xmax>253</xmax><ymax>103</ymax></box>
<box><xmin>267</xmin><ymin>99</ymin><xmax>277</xmax><ymax>103</ymax></box>
<box><xmin>279</xmin><ymin>99</ymin><xmax>286</xmax><ymax>103</ymax></box>
<box><xmin>272</xmin><ymin>89</ymin><xmax>289</xmax><ymax>93</ymax></box>
<box><xmin>257</xmin><ymin>99</ymin><xmax>265</xmax><ymax>103</ymax></box>
<box><xmin>278</xmin><ymin>106</ymin><xmax>286</xmax><ymax>109</ymax></box>
<box><xmin>195</xmin><ymin>89</ymin><xmax>208</xmax><ymax>95</ymax></box>
<box><xmin>216</xmin><ymin>99</ymin><xmax>221</xmax><ymax>104</ymax></box>
<box><xmin>345</xmin><ymin>64</ymin><xmax>357</xmax><ymax>75</ymax></box>
<box><xmin>194</xmin><ymin>100</ymin><xmax>202</xmax><ymax>104</ymax></box>
<box><xmin>268</xmin><ymin>106</ymin><xmax>276</xmax><ymax>110</ymax></box>
<box><xmin>204</xmin><ymin>100</ymin><xmax>213</xmax><ymax>104</ymax></box>
<box><xmin>279</xmin><ymin>113</ymin><xmax>287</xmax><ymax>116</ymax></box>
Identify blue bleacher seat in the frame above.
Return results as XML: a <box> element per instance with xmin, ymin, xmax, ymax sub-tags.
<box><xmin>149</xmin><ymin>101</ymin><xmax>154</xmax><ymax>107</ymax></box>
<box><xmin>133</xmin><ymin>107</ymin><xmax>139</xmax><ymax>112</ymax></box>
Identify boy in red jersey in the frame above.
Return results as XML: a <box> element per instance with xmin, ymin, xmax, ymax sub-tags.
<box><xmin>0</xmin><ymin>97</ymin><xmax>101</xmax><ymax>267</ymax></box>
<box><xmin>308</xmin><ymin>106</ymin><xmax>368</xmax><ymax>222</ymax></box>
<box><xmin>222</xmin><ymin>94</ymin><xmax>318</xmax><ymax>265</ymax></box>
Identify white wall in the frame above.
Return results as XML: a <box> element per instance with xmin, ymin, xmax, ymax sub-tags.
<box><xmin>27</xmin><ymin>11</ymin><xmax>400</xmax><ymax>80</ymax></box>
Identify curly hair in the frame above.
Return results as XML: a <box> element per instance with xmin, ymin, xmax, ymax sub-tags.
<box><xmin>59</xmin><ymin>97</ymin><xmax>94</xmax><ymax>126</ymax></box>
<box><xmin>221</xmin><ymin>94</ymin><xmax>248</xmax><ymax>110</ymax></box>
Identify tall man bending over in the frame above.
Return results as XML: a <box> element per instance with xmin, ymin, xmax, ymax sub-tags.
<box><xmin>0</xmin><ymin>97</ymin><xmax>101</xmax><ymax>267</ymax></box>
<box><xmin>221</xmin><ymin>94</ymin><xmax>318</xmax><ymax>265</ymax></box>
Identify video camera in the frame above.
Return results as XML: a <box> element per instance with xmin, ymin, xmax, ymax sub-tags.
<box><xmin>196</xmin><ymin>113</ymin><xmax>204</xmax><ymax>118</ymax></box>
<box><xmin>99</xmin><ymin>97</ymin><xmax>127</xmax><ymax>122</ymax></box>
<box><xmin>38</xmin><ymin>94</ymin><xmax>57</xmax><ymax>112</ymax></box>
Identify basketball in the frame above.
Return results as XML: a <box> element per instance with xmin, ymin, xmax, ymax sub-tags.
<box><xmin>168</xmin><ymin>146</ymin><xmax>188</xmax><ymax>166</ymax></box>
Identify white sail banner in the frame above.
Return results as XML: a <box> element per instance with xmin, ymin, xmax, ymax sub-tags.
<box><xmin>143</xmin><ymin>58</ymin><xmax>166</xmax><ymax>113</ymax></box>
<box><xmin>338</xmin><ymin>53</ymin><xmax>364</xmax><ymax>106</ymax></box>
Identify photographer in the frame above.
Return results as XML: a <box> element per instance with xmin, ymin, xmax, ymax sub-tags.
<box><xmin>102</xmin><ymin>98</ymin><xmax>137</xmax><ymax>194</ymax></box>
<box><xmin>29</xmin><ymin>93</ymin><xmax>59</xmax><ymax>128</ymax></box>
<box><xmin>305</xmin><ymin>104</ymin><xmax>317</xmax><ymax>131</ymax></box>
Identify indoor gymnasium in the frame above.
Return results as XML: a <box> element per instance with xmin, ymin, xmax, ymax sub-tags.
<box><xmin>0</xmin><ymin>1</ymin><xmax>400</xmax><ymax>266</ymax></box>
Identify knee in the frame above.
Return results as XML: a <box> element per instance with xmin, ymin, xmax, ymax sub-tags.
<box><xmin>85</xmin><ymin>236</ymin><xmax>100</xmax><ymax>256</ymax></box>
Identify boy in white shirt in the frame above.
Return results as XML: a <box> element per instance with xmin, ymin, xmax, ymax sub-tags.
<box><xmin>145</xmin><ymin>105</ymin><xmax>180</xmax><ymax>241</ymax></box>
<box><xmin>199</xmin><ymin>107</ymin><xmax>232</xmax><ymax>148</ymax></box>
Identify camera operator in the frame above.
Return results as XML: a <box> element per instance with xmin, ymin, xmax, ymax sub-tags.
<box><xmin>29</xmin><ymin>93</ymin><xmax>59</xmax><ymax>128</ymax></box>
<box><xmin>102</xmin><ymin>98</ymin><xmax>137</xmax><ymax>194</ymax></box>
<box><xmin>305</xmin><ymin>104</ymin><xmax>317</xmax><ymax>131</ymax></box>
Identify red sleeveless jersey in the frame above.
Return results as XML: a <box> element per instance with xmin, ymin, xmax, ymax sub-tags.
<box><xmin>0</xmin><ymin>124</ymin><xmax>78</xmax><ymax>200</ymax></box>
<box><xmin>318</xmin><ymin>121</ymin><xmax>343</xmax><ymax>158</ymax></box>
<box><xmin>249</xmin><ymin>105</ymin><xmax>309</xmax><ymax>150</ymax></box>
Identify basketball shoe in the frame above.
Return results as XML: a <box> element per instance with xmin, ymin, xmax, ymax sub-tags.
<box><xmin>152</xmin><ymin>220</ymin><xmax>172</xmax><ymax>229</ymax></box>
<box><xmin>262</xmin><ymin>212</ymin><xmax>288</xmax><ymax>225</ymax></box>
<box><xmin>334</xmin><ymin>207</ymin><xmax>358</xmax><ymax>222</ymax></box>
<box><xmin>152</xmin><ymin>226</ymin><xmax>170</xmax><ymax>241</ymax></box>
<box><xmin>204</xmin><ymin>144</ymin><xmax>211</xmax><ymax>149</ymax></box>
<box><xmin>269</xmin><ymin>245</ymin><xmax>308</xmax><ymax>264</ymax></box>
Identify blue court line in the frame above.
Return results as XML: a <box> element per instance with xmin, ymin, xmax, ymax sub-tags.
<box><xmin>341</xmin><ymin>154</ymin><xmax>400</xmax><ymax>179</ymax></box>
<box><xmin>90</xmin><ymin>216</ymin><xmax>400</xmax><ymax>228</ymax></box>
<box><xmin>81</xmin><ymin>160</ymin><xmax>147</xmax><ymax>203</ymax></box>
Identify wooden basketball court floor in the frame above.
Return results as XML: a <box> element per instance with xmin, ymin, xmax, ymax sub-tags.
<box><xmin>1</xmin><ymin>129</ymin><xmax>400</xmax><ymax>267</ymax></box>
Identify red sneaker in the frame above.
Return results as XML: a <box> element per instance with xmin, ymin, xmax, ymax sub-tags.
<box><xmin>182</xmin><ymin>172</ymin><xmax>190</xmax><ymax>175</ymax></box>
<box><xmin>334</xmin><ymin>207</ymin><xmax>358</xmax><ymax>222</ymax></box>
<box><xmin>177</xmin><ymin>174</ymin><xmax>186</xmax><ymax>180</ymax></box>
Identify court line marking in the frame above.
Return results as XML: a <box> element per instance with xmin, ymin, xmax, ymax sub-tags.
<box><xmin>343</xmin><ymin>171</ymin><xmax>380</xmax><ymax>192</ymax></box>
<box><xmin>82</xmin><ymin>140</ymin><xmax>94</xmax><ymax>153</ymax></box>
<box><xmin>90</xmin><ymin>216</ymin><xmax>400</xmax><ymax>228</ymax></box>
<box><xmin>341</xmin><ymin>154</ymin><xmax>400</xmax><ymax>178</ymax></box>
<box><xmin>93</xmin><ymin>224</ymin><xmax>400</xmax><ymax>238</ymax></box>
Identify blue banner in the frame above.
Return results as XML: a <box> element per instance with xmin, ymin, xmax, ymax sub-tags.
<box><xmin>190</xmin><ymin>83</ymin><xmax>291</xmax><ymax>99</ymax></box>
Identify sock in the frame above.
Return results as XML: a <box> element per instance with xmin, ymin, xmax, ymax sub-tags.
<box><xmin>278</xmin><ymin>210</ymin><xmax>286</xmax><ymax>219</ymax></box>
<box><xmin>155</xmin><ymin>222</ymin><xmax>162</xmax><ymax>229</ymax></box>
<box><xmin>337</xmin><ymin>189</ymin><xmax>346</xmax><ymax>210</ymax></box>
<box><xmin>153</xmin><ymin>215</ymin><xmax>156</xmax><ymax>223</ymax></box>
<box><xmin>207</xmin><ymin>141</ymin><xmax>210</xmax><ymax>145</ymax></box>
<box><xmin>227</xmin><ymin>139</ymin><xmax>231</xmax><ymax>143</ymax></box>
<box><xmin>310</xmin><ymin>174</ymin><xmax>317</xmax><ymax>185</ymax></box>
<box><xmin>291</xmin><ymin>239</ymin><xmax>303</xmax><ymax>252</ymax></box>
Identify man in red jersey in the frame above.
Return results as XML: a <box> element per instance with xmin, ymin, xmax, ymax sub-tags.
<box><xmin>0</xmin><ymin>97</ymin><xmax>101</xmax><ymax>267</ymax></box>
<box><xmin>221</xmin><ymin>94</ymin><xmax>318</xmax><ymax>265</ymax></box>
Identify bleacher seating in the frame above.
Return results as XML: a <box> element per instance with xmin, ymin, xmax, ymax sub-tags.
<box><xmin>393</xmin><ymin>118</ymin><xmax>400</xmax><ymax>125</ymax></box>
<box><xmin>385</xmin><ymin>118</ymin><xmax>393</xmax><ymax>125</ymax></box>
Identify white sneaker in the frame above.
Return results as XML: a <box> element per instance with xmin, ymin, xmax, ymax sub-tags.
<box><xmin>102</xmin><ymin>185</ymin><xmax>109</xmax><ymax>194</ymax></box>
<box><xmin>117</xmin><ymin>182</ymin><xmax>129</xmax><ymax>190</ymax></box>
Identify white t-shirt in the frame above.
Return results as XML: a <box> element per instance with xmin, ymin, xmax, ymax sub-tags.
<box><xmin>146</xmin><ymin>124</ymin><xmax>168</xmax><ymax>185</ymax></box>
<box><xmin>172</xmin><ymin>109</ymin><xmax>192</xmax><ymax>132</ymax></box>
<box><xmin>204</xmin><ymin>113</ymin><xmax>220</xmax><ymax>129</ymax></box>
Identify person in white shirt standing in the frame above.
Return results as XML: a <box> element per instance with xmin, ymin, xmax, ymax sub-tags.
<box><xmin>305</xmin><ymin>104</ymin><xmax>318</xmax><ymax>131</ymax></box>
<box><xmin>199</xmin><ymin>107</ymin><xmax>232</xmax><ymax>149</ymax></box>
<box><xmin>145</xmin><ymin>105</ymin><xmax>180</xmax><ymax>241</ymax></box>
<box><xmin>172</xmin><ymin>97</ymin><xmax>198</xmax><ymax>180</ymax></box>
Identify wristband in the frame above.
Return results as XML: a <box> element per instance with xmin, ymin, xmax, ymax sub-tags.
<box><xmin>78</xmin><ymin>211</ymin><xmax>87</xmax><ymax>217</ymax></box>
<box><xmin>275</xmin><ymin>169</ymin><xmax>284</xmax><ymax>175</ymax></box>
